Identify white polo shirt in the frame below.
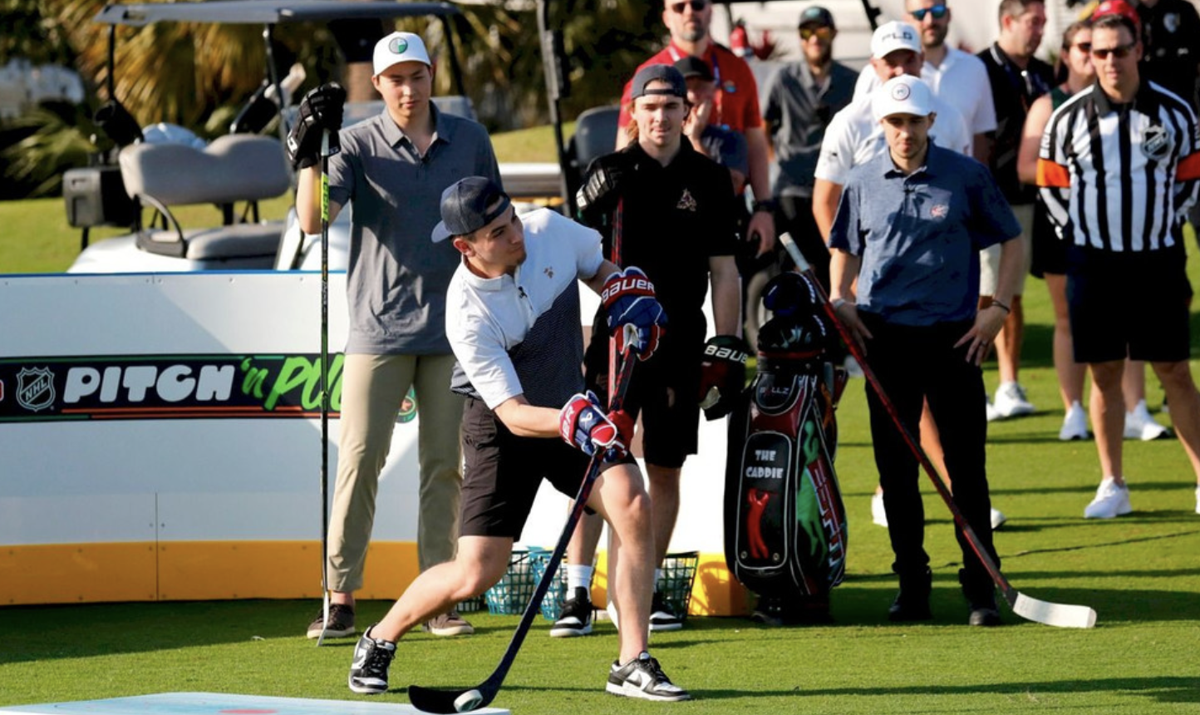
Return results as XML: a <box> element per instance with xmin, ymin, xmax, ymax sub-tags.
<box><xmin>852</xmin><ymin>48</ymin><xmax>998</xmax><ymax>136</ymax></box>
<box><xmin>446</xmin><ymin>208</ymin><xmax>605</xmax><ymax>410</ymax></box>
<box><xmin>814</xmin><ymin>90</ymin><xmax>973</xmax><ymax>186</ymax></box>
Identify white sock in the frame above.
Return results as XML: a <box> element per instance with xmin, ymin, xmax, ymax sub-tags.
<box><xmin>566</xmin><ymin>564</ymin><xmax>593</xmax><ymax>592</ymax></box>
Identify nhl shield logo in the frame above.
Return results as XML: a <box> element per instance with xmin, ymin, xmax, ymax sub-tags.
<box><xmin>16</xmin><ymin>367</ymin><xmax>55</xmax><ymax>412</ymax></box>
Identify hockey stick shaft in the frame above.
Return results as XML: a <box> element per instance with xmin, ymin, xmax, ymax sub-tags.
<box><xmin>779</xmin><ymin>233</ymin><xmax>1095</xmax><ymax>629</ymax></box>
<box><xmin>316</xmin><ymin>130</ymin><xmax>332</xmax><ymax>646</ymax></box>
<box><xmin>408</xmin><ymin>335</ymin><xmax>639</xmax><ymax>713</ymax></box>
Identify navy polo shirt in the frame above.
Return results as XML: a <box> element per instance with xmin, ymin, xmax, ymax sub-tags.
<box><xmin>829</xmin><ymin>143</ymin><xmax>1020</xmax><ymax>327</ymax></box>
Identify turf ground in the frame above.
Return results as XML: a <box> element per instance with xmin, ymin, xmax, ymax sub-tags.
<box><xmin>2</xmin><ymin>174</ymin><xmax>1199</xmax><ymax>714</ymax></box>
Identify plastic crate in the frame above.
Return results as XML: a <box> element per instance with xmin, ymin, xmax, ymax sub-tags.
<box><xmin>657</xmin><ymin>551</ymin><xmax>700</xmax><ymax>621</ymax></box>
<box><xmin>456</xmin><ymin>594</ymin><xmax>486</xmax><ymax>613</ymax></box>
<box><xmin>527</xmin><ymin>548</ymin><xmax>568</xmax><ymax>621</ymax></box>
<box><xmin>484</xmin><ymin>548</ymin><xmax>541</xmax><ymax>615</ymax></box>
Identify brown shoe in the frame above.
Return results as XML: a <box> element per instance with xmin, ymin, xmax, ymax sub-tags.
<box><xmin>422</xmin><ymin>609</ymin><xmax>474</xmax><ymax>637</ymax></box>
<box><xmin>306</xmin><ymin>603</ymin><xmax>356</xmax><ymax>639</ymax></box>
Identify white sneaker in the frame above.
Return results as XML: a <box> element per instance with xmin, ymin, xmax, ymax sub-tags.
<box><xmin>1124</xmin><ymin>400</ymin><xmax>1170</xmax><ymax>441</ymax></box>
<box><xmin>985</xmin><ymin>397</ymin><xmax>1001</xmax><ymax>422</ymax></box>
<box><xmin>1195</xmin><ymin>486</ymin><xmax>1200</xmax><ymax>515</ymax></box>
<box><xmin>990</xmin><ymin>508</ymin><xmax>1007</xmax><ymax>530</ymax></box>
<box><xmin>1059</xmin><ymin>401</ymin><xmax>1089</xmax><ymax>441</ymax></box>
<box><xmin>992</xmin><ymin>382</ymin><xmax>1035</xmax><ymax>420</ymax></box>
<box><xmin>871</xmin><ymin>492</ymin><xmax>888</xmax><ymax>527</ymax></box>
<box><xmin>1083</xmin><ymin>478</ymin><xmax>1132</xmax><ymax>519</ymax></box>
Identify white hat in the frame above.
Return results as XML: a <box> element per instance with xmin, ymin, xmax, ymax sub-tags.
<box><xmin>873</xmin><ymin>75</ymin><xmax>934</xmax><ymax>121</ymax></box>
<box><xmin>870</xmin><ymin>21</ymin><xmax>921</xmax><ymax>59</ymax></box>
<box><xmin>372</xmin><ymin>32</ymin><xmax>431</xmax><ymax>76</ymax></box>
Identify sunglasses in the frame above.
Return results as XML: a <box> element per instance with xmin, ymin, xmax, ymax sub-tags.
<box><xmin>910</xmin><ymin>4</ymin><xmax>948</xmax><ymax>21</ymax></box>
<box><xmin>1090</xmin><ymin>42</ymin><xmax>1135</xmax><ymax>60</ymax></box>
<box><xmin>669</xmin><ymin>0</ymin><xmax>707</xmax><ymax>13</ymax></box>
<box><xmin>1071</xmin><ymin>41</ymin><xmax>1092</xmax><ymax>53</ymax></box>
<box><xmin>800</xmin><ymin>25</ymin><xmax>834</xmax><ymax>41</ymax></box>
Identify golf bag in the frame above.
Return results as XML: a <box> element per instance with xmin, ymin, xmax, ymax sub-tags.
<box><xmin>725</xmin><ymin>272</ymin><xmax>849</xmax><ymax>616</ymax></box>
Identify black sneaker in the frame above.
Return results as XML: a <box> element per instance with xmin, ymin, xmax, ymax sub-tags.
<box><xmin>961</xmin><ymin>570</ymin><xmax>1002</xmax><ymax>626</ymax></box>
<box><xmin>888</xmin><ymin>568</ymin><xmax>933</xmax><ymax>622</ymax></box>
<box><xmin>649</xmin><ymin>592</ymin><xmax>683</xmax><ymax>632</ymax></box>
<box><xmin>550</xmin><ymin>587</ymin><xmax>594</xmax><ymax>637</ymax></box>
<box><xmin>306</xmin><ymin>603</ymin><xmax>356</xmax><ymax>639</ymax></box>
<box><xmin>348</xmin><ymin>625</ymin><xmax>396</xmax><ymax>695</ymax></box>
<box><xmin>606</xmin><ymin>651</ymin><xmax>691</xmax><ymax>702</ymax></box>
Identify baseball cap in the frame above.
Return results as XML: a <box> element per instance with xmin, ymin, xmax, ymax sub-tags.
<box><xmin>870</xmin><ymin>20</ymin><xmax>921</xmax><ymax>59</ymax></box>
<box><xmin>431</xmin><ymin>177</ymin><xmax>512</xmax><ymax>243</ymax></box>
<box><xmin>630</xmin><ymin>64</ymin><xmax>688</xmax><ymax>99</ymax></box>
<box><xmin>373</xmin><ymin>32</ymin><xmax>431</xmax><ymax>76</ymax></box>
<box><xmin>799</xmin><ymin>6</ymin><xmax>835</xmax><ymax>28</ymax></box>
<box><xmin>872</xmin><ymin>75</ymin><xmax>934</xmax><ymax>121</ymax></box>
<box><xmin>674</xmin><ymin>56</ymin><xmax>714</xmax><ymax>82</ymax></box>
<box><xmin>1092</xmin><ymin>0</ymin><xmax>1142</xmax><ymax>34</ymax></box>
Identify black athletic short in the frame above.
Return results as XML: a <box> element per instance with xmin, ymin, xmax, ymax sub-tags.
<box><xmin>1066</xmin><ymin>244</ymin><xmax>1192</xmax><ymax>364</ymax></box>
<box><xmin>583</xmin><ymin>322</ymin><xmax>702</xmax><ymax>470</ymax></box>
<box><xmin>1030</xmin><ymin>200</ymin><xmax>1068</xmax><ymax>278</ymax></box>
<box><xmin>458</xmin><ymin>397</ymin><xmax>624</xmax><ymax>538</ymax></box>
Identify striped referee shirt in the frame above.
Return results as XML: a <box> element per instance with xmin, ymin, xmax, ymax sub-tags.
<box><xmin>1037</xmin><ymin>80</ymin><xmax>1200</xmax><ymax>252</ymax></box>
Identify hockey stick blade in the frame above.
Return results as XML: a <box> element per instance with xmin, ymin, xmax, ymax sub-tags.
<box><xmin>778</xmin><ymin>233</ymin><xmax>1098</xmax><ymax>629</ymax></box>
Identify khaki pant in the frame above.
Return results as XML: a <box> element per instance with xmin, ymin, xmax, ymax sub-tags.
<box><xmin>326</xmin><ymin>353</ymin><xmax>464</xmax><ymax>592</ymax></box>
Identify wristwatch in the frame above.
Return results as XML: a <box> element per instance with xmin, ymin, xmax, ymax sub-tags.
<box><xmin>752</xmin><ymin>199</ymin><xmax>777</xmax><ymax>214</ymax></box>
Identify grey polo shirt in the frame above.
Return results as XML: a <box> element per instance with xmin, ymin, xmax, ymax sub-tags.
<box><xmin>763</xmin><ymin>59</ymin><xmax>857</xmax><ymax>198</ymax></box>
<box><xmin>328</xmin><ymin>105</ymin><xmax>501</xmax><ymax>354</ymax></box>
<box><xmin>829</xmin><ymin>144</ymin><xmax>1020</xmax><ymax>327</ymax></box>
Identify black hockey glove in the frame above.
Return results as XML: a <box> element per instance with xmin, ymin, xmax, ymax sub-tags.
<box><xmin>697</xmin><ymin>334</ymin><xmax>750</xmax><ymax>420</ymax></box>
<box><xmin>286</xmin><ymin>82</ymin><xmax>346</xmax><ymax>170</ymax></box>
<box><xmin>576</xmin><ymin>158</ymin><xmax>627</xmax><ymax>225</ymax></box>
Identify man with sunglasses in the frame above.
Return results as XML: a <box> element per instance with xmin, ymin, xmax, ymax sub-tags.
<box><xmin>851</xmin><ymin>1</ymin><xmax>996</xmax><ymax>164</ymax></box>
<box><xmin>1038</xmin><ymin>12</ymin><xmax>1200</xmax><ymax>520</ymax></box>
<box><xmin>615</xmin><ymin>0</ymin><xmax>775</xmax><ymax>262</ymax></box>
<box><xmin>977</xmin><ymin>0</ymin><xmax>1055</xmax><ymax>423</ymax></box>
<box><xmin>762</xmin><ymin>6</ymin><xmax>856</xmax><ymax>292</ymax></box>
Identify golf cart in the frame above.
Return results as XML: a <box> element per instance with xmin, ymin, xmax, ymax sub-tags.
<box><xmin>64</xmin><ymin>0</ymin><xmax>562</xmax><ymax>274</ymax></box>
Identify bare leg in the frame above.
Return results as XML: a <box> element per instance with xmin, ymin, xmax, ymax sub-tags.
<box><xmin>1123</xmin><ymin>359</ymin><xmax>1148</xmax><ymax>409</ymax></box>
<box><xmin>994</xmin><ymin>295</ymin><xmax>1025</xmax><ymax>385</ymax></box>
<box><xmin>646</xmin><ymin>464</ymin><xmax>682</xmax><ymax>564</ymax></box>
<box><xmin>1090</xmin><ymin>361</ymin><xmax>1126</xmax><ymax>483</ymax></box>
<box><xmin>372</xmin><ymin>536</ymin><xmax>512</xmax><ymax>642</ymax></box>
<box><xmin>1151</xmin><ymin>360</ymin><xmax>1200</xmax><ymax>480</ymax></box>
<box><xmin>1046</xmin><ymin>274</ymin><xmax>1086</xmax><ymax>409</ymax></box>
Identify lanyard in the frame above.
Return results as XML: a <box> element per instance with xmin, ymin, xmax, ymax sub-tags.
<box><xmin>668</xmin><ymin>44</ymin><xmax>727</xmax><ymax>127</ymax></box>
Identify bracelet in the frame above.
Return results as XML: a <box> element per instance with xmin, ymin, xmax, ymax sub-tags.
<box><xmin>990</xmin><ymin>299</ymin><xmax>1011</xmax><ymax>314</ymax></box>
<box><xmin>752</xmin><ymin>199</ymin><xmax>777</xmax><ymax>214</ymax></box>
<box><xmin>831</xmin><ymin>298</ymin><xmax>852</xmax><ymax>310</ymax></box>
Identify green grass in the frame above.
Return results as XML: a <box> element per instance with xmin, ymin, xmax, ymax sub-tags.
<box><xmin>2</xmin><ymin>155</ymin><xmax>1200</xmax><ymax>713</ymax></box>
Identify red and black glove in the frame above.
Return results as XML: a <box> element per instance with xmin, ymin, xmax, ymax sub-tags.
<box><xmin>697</xmin><ymin>335</ymin><xmax>750</xmax><ymax>420</ymax></box>
<box><xmin>559</xmin><ymin>391</ymin><xmax>635</xmax><ymax>461</ymax></box>
<box><xmin>601</xmin><ymin>267</ymin><xmax>667</xmax><ymax>361</ymax></box>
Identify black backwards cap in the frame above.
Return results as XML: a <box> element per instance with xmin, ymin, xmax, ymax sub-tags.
<box><xmin>431</xmin><ymin>177</ymin><xmax>512</xmax><ymax>243</ymax></box>
<box><xmin>630</xmin><ymin>64</ymin><xmax>688</xmax><ymax>99</ymax></box>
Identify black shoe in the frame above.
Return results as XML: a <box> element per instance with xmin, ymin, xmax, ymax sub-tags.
<box><xmin>968</xmin><ymin>605</ymin><xmax>1002</xmax><ymax>626</ymax></box>
<box><xmin>961</xmin><ymin>570</ymin><xmax>1001</xmax><ymax>626</ymax></box>
<box><xmin>306</xmin><ymin>602</ymin><xmax>355</xmax><ymax>639</ymax></box>
<box><xmin>649</xmin><ymin>592</ymin><xmax>683</xmax><ymax>632</ymax></box>
<box><xmin>550</xmin><ymin>587</ymin><xmax>594</xmax><ymax>637</ymax></box>
<box><xmin>348</xmin><ymin>625</ymin><xmax>396</xmax><ymax>695</ymax></box>
<box><xmin>888</xmin><ymin>568</ymin><xmax>932</xmax><ymax>622</ymax></box>
<box><xmin>606</xmin><ymin>651</ymin><xmax>691</xmax><ymax>702</ymax></box>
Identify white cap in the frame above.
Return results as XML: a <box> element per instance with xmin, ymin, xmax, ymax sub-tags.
<box><xmin>870</xmin><ymin>21</ymin><xmax>921</xmax><ymax>59</ymax></box>
<box><xmin>372</xmin><ymin>32</ymin><xmax>431</xmax><ymax>76</ymax></box>
<box><xmin>873</xmin><ymin>75</ymin><xmax>934</xmax><ymax>121</ymax></box>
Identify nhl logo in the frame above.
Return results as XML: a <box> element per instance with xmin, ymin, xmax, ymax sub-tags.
<box><xmin>16</xmin><ymin>366</ymin><xmax>55</xmax><ymax>412</ymax></box>
<box><xmin>1142</xmin><ymin>125</ymin><xmax>1173</xmax><ymax>161</ymax></box>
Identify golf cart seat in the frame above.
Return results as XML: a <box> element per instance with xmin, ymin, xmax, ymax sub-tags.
<box><xmin>119</xmin><ymin>134</ymin><xmax>289</xmax><ymax>263</ymax></box>
<box><xmin>564</xmin><ymin>105</ymin><xmax>619</xmax><ymax>201</ymax></box>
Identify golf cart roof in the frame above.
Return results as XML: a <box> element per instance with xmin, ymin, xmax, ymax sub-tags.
<box><xmin>94</xmin><ymin>0</ymin><xmax>461</xmax><ymax>27</ymax></box>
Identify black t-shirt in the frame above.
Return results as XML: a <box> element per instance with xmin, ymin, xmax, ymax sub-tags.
<box><xmin>1138</xmin><ymin>0</ymin><xmax>1200</xmax><ymax>109</ymax></box>
<box><xmin>979</xmin><ymin>43</ymin><xmax>1055</xmax><ymax>204</ymax></box>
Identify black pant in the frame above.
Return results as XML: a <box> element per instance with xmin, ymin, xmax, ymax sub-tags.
<box><xmin>859</xmin><ymin>314</ymin><xmax>999</xmax><ymax>593</ymax></box>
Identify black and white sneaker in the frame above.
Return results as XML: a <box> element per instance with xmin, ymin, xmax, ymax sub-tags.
<box><xmin>606</xmin><ymin>651</ymin><xmax>691</xmax><ymax>702</ymax></box>
<box><xmin>550</xmin><ymin>587</ymin><xmax>594</xmax><ymax>637</ymax></box>
<box><xmin>649</xmin><ymin>592</ymin><xmax>682</xmax><ymax>632</ymax></box>
<box><xmin>348</xmin><ymin>625</ymin><xmax>396</xmax><ymax>695</ymax></box>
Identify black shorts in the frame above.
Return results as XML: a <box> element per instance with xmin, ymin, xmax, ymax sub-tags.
<box><xmin>584</xmin><ymin>321</ymin><xmax>702</xmax><ymax>469</ymax></box>
<box><xmin>1066</xmin><ymin>245</ymin><xmax>1192</xmax><ymax>364</ymax></box>
<box><xmin>1030</xmin><ymin>200</ymin><xmax>1068</xmax><ymax>278</ymax></box>
<box><xmin>460</xmin><ymin>397</ymin><xmax>613</xmax><ymax>538</ymax></box>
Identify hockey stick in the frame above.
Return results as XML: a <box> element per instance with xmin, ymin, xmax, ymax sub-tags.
<box><xmin>316</xmin><ymin>130</ymin><xmax>333</xmax><ymax>646</ymax></box>
<box><xmin>779</xmin><ymin>233</ymin><xmax>1096</xmax><ymax>629</ymax></box>
<box><xmin>408</xmin><ymin>329</ymin><xmax>640</xmax><ymax>713</ymax></box>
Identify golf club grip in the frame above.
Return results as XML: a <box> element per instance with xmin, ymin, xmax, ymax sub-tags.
<box><xmin>778</xmin><ymin>233</ymin><xmax>1014</xmax><ymax>599</ymax></box>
